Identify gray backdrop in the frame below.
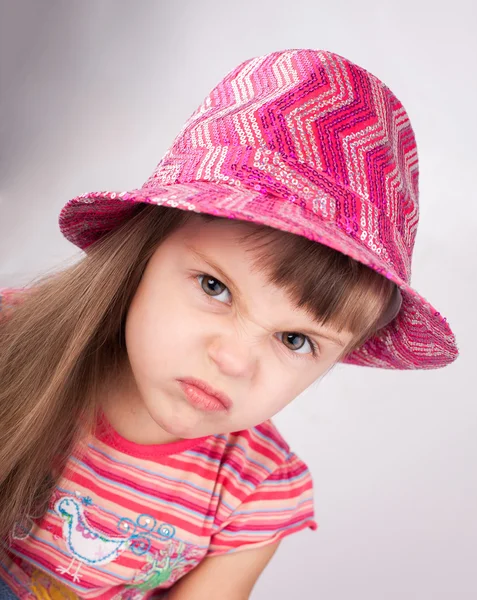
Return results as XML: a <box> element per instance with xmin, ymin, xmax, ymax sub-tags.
<box><xmin>1</xmin><ymin>1</ymin><xmax>476</xmax><ymax>598</ymax></box>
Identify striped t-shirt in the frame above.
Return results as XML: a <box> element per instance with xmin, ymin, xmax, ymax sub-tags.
<box><xmin>0</xmin><ymin>288</ymin><xmax>318</xmax><ymax>599</ymax></box>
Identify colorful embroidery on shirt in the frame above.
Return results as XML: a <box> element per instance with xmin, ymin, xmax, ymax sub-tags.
<box><xmin>127</xmin><ymin>539</ymin><xmax>204</xmax><ymax>592</ymax></box>
<box><xmin>54</xmin><ymin>495</ymin><xmax>131</xmax><ymax>582</ymax></box>
<box><xmin>115</xmin><ymin>512</ymin><xmax>176</xmax><ymax>557</ymax></box>
<box><xmin>10</xmin><ymin>490</ymin><xmax>206</xmax><ymax>595</ymax></box>
<box><xmin>52</xmin><ymin>494</ymin><xmax>189</xmax><ymax>585</ymax></box>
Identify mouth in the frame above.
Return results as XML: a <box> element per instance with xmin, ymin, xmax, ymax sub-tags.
<box><xmin>177</xmin><ymin>377</ymin><xmax>233</xmax><ymax>412</ymax></box>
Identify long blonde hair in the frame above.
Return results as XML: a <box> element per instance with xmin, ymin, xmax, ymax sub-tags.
<box><xmin>0</xmin><ymin>203</ymin><xmax>397</xmax><ymax>545</ymax></box>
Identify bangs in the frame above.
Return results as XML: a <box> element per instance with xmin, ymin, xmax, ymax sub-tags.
<box><xmin>200</xmin><ymin>215</ymin><xmax>400</xmax><ymax>354</ymax></box>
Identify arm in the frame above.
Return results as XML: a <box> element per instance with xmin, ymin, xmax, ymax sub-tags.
<box><xmin>159</xmin><ymin>539</ymin><xmax>281</xmax><ymax>600</ymax></box>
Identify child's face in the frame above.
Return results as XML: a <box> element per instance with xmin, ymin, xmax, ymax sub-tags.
<box><xmin>122</xmin><ymin>215</ymin><xmax>354</xmax><ymax>442</ymax></box>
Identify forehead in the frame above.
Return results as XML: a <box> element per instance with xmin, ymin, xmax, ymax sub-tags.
<box><xmin>171</xmin><ymin>215</ymin><xmax>278</xmax><ymax>279</ymax></box>
<box><xmin>178</xmin><ymin>214</ymin><xmax>259</xmax><ymax>247</ymax></box>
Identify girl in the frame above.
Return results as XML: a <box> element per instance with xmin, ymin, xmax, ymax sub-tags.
<box><xmin>0</xmin><ymin>49</ymin><xmax>458</xmax><ymax>599</ymax></box>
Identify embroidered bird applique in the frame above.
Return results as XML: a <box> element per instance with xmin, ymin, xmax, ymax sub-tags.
<box><xmin>54</xmin><ymin>495</ymin><xmax>129</xmax><ymax>583</ymax></box>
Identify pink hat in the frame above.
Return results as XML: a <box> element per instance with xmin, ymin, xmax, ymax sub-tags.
<box><xmin>58</xmin><ymin>48</ymin><xmax>458</xmax><ymax>370</ymax></box>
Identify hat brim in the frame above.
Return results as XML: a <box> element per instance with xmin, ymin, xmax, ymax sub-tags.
<box><xmin>58</xmin><ymin>181</ymin><xmax>459</xmax><ymax>370</ymax></box>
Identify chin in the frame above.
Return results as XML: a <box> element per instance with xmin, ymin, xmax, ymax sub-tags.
<box><xmin>148</xmin><ymin>407</ymin><xmax>201</xmax><ymax>440</ymax></box>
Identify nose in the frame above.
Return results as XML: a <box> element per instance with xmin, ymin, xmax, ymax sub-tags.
<box><xmin>207</xmin><ymin>331</ymin><xmax>257</xmax><ymax>378</ymax></box>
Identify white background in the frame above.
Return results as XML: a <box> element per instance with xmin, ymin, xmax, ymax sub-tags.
<box><xmin>1</xmin><ymin>1</ymin><xmax>476</xmax><ymax>598</ymax></box>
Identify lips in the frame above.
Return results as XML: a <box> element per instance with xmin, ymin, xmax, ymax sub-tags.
<box><xmin>177</xmin><ymin>377</ymin><xmax>233</xmax><ymax>410</ymax></box>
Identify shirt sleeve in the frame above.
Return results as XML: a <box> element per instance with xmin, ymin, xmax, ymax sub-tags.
<box><xmin>206</xmin><ymin>451</ymin><xmax>318</xmax><ymax>556</ymax></box>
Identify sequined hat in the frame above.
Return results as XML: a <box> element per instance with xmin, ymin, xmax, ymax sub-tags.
<box><xmin>58</xmin><ymin>48</ymin><xmax>458</xmax><ymax>370</ymax></box>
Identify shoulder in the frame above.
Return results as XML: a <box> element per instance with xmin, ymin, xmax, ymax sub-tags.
<box><xmin>207</xmin><ymin>419</ymin><xmax>317</xmax><ymax>552</ymax></box>
<box><xmin>225</xmin><ymin>418</ymin><xmax>293</xmax><ymax>468</ymax></box>
<box><xmin>0</xmin><ymin>286</ymin><xmax>25</xmax><ymax>307</ymax></box>
<box><xmin>212</xmin><ymin>419</ymin><xmax>299</xmax><ymax>500</ymax></box>
<box><xmin>0</xmin><ymin>287</ymin><xmax>28</xmax><ymax>321</ymax></box>
<box><xmin>212</xmin><ymin>417</ymin><xmax>315</xmax><ymax>496</ymax></box>
<box><xmin>219</xmin><ymin>417</ymin><xmax>308</xmax><ymax>479</ymax></box>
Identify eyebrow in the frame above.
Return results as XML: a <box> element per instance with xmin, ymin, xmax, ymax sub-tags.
<box><xmin>185</xmin><ymin>244</ymin><xmax>345</xmax><ymax>347</ymax></box>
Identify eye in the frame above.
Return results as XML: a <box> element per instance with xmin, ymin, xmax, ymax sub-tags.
<box><xmin>197</xmin><ymin>273</ymin><xmax>319</xmax><ymax>359</ymax></box>
<box><xmin>277</xmin><ymin>332</ymin><xmax>319</xmax><ymax>358</ymax></box>
<box><xmin>197</xmin><ymin>274</ymin><xmax>232</xmax><ymax>303</ymax></box>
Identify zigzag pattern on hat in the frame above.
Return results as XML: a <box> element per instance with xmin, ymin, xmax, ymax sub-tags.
<box><xmin>147</xmin><ymin>50</ymin><xmax>419</xmax><ymax>284</ymax></box>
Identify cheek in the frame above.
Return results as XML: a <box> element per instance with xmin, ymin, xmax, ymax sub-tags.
<box><xmin>245</xmin><ymin>371</ymin><xmax>315</xmax><ymax>422</ymax></box>
<box><xmin>124</xmin><ymin>285</ymin><xmax>197</xmax><ymax>383</ymax></box>
<box><xmin>262</xmin><ymin>364</ymin><xmax>324</xmax><ymax>412</ymax></box>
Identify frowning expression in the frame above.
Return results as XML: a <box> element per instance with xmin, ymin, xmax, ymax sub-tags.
<box><xmin>122</xmin><ymin>215</ymin><xmax>353</xmax><ymax>442</ymax></box>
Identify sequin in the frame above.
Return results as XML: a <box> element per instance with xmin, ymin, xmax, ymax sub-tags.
<box><xmin>58</xmin><ymin>49</ymin><xmax>458</xmax><ymax>370</ymax></box>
